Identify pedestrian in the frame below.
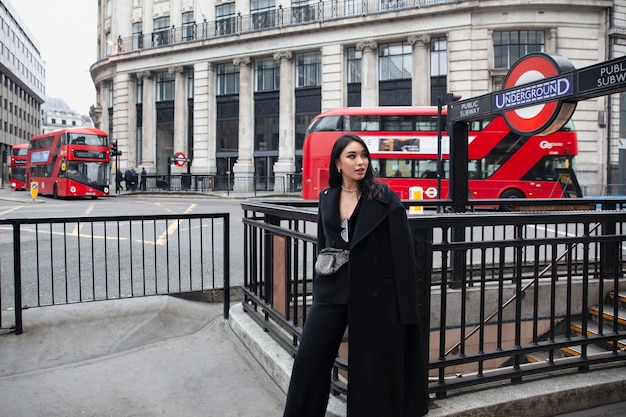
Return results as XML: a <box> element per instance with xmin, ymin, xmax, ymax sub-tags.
<box><xmin>115</xmin><ymin>168</ymin><xmax>122</xmax><ymax>193</ymax></box>
<box><xmin>124</xmin><ymin>169</ymin><xmax>132</xmax><ymax>191</ymax></box>
<box><xmin>140</xmin><ymin>167</ymin><xmax>147</xmax><ymax>191</ymax></box>
<box><xmin>130</xmin><ymin>168</ymin><xmax>137</xmax><ymax>191</ymax></box>
<box><xmin>282</xmin><ymin>133</ymin><xmax>429</xmax><ymax>417</ymax></box>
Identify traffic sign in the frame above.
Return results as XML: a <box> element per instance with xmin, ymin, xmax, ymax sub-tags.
<box><xmin>174</xmin><ymin>152</ymin><xmax>186</xmax><ymax>167</ymax></box>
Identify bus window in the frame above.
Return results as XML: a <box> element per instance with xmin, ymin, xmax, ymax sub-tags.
<box><xmin>415</xmin><ymin>116</ymin><xmax>440</xmax><ymax>132</ymax></box>
<box><xmin>468</xmin><ymin>118</ymin><xmax>494</xmax><ymax>131</ymax></box>
<box><xmin>307</xmin><ymin>115</ymin><xmax>343</xmax><ymax>134</ymax></box>
<box><xmin>521</xmin><ymin>157</ymin><xmax>570</xmax><ymax>181</ymax></box>
<box><xmin>381</xmin><ymin>116</ymin><xmax>414</xmax><ymax>131</ymax></box>
<box><xmin>417</xmin><ymin>160</ymin><xmax>438</xmax><ymax>178</ymax></box>
<box><xmin>349</xmin><ymin>116</ymin><xmax>380</xmax><ymax>131</ymax></box>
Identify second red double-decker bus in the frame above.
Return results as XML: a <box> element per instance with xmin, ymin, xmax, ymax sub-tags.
<box><xmin>9</xmin><ymin>143</ymin><xmax>29</xmax><ymax>190</ymax></box>
<box><xmin>302</xmin><ymin>106</ymin><xmax>579</xmax><ymax>201</ymax></box>
<box><xmin>27</xmin><ymin>127</ymin><xmax>111</xmax><ymax>198</ymax></box>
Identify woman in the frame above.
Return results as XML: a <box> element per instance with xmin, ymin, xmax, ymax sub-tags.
<box><xmin>283</xmin><ymin>134</ymin><xmax>429</xmax><ymax>417</ymax></box>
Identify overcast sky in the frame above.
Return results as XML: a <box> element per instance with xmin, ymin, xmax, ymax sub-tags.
<box><xmin>10</xmin><ymin>0</ymin><xmax>98</xmax><ymax>115</ymax></box>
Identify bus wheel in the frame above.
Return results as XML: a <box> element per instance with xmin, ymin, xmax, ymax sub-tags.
<box><xmin>500</xmin><ymin>189</ymin><xmax>524</xmax><ymax>211</ymax></box>
<box><xmin>53</xmin><ymin>184</ymin><xmax>58</xmax><ymax>199</ymax></box>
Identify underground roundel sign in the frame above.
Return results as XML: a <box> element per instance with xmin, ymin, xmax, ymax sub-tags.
<box><xmin>175</xmin><ymin>152</ymin><xmax>186</xmax><ymax>167</ymax></box>
<box><xmin>497</xmin><ymin>53</ymin><xmax>577</xmax><ymax>136</ymax></box>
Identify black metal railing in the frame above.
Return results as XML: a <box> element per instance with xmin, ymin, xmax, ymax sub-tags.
<box><xmin>112</xmin><ymin>0</ymin><xmax>457</xmax><ymax>54</ymax></box>
<box><xmin>0</xmin><ymin>213</ymin><xmax>230</xmax><ymax>334</ymax></box>
<box><xmin>240</xmin><ymin>198</ymin><xmax>626</xmax><ymax>398</ymax></box>
<box><xmin>116</xmin><ymin>174</ymin><xmax>302</xmax><ymax>194</ymax></box>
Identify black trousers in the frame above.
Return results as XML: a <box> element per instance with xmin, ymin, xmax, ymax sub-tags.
<box><xmin>283</xmin><ymin>301</ymin><xmax>348</xmax><ymax>417</ymax></box>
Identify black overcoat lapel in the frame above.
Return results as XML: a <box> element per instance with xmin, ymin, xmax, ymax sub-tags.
<box><xmin>351</xmin><ymin>196</ymin><xmax>388</xmax><ymax>250</ymax></box>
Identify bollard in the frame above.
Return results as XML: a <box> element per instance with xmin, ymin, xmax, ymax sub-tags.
<box><xmin>409</xmin><ymin>186</ymin><xmax>424</xmax><ymax>214</ymax></box>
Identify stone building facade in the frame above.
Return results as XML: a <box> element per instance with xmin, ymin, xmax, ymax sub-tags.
<box><xmin>91</xmin><ymin>0</ymin><xmax>626</xmax><ymax>193</ymax></box>
<box><xmin>0</xmin><ymin>0</ymin><xmax>45</xmax><ymax>180</ymax></box>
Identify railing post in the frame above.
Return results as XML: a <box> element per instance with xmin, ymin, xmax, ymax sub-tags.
<box><xmin>12</xmin><ymin>223</ymin><xmax>23</xmax><ymax>335</ymax></box>
<box><xmin>449</xmin><ymin>121</ymin><xmax>468</xmax><ymax>286</ymax></box>
<box><xmin>600</xmin><ymin>204</ymin><xmax>617</xmax><ymax>280</ymax></box>
<box><xmin>411</xmin><ymin>223</ymin><xmax>433</xmax><ymax>360</ymax></box>
<box><xmin>223</xmin><ymin>213</ymin><xmax>231</xmax><ymax>319</ymax></box>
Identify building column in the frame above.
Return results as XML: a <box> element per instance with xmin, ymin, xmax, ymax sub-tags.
<box><xmin>191</xmin><ymin>61</ymin><xmax>217</xmax><ymax>174</ymax></box>
<box><xmin>170</xmin><ymin>65</ymin><xmax>188</xmax><ymax>171</ymax></box>
<box><xmin>409</xmin><ymin>35</ymin><xmax>431</xmax><ymax>106</ymax></box>
<box><xmin>273</xmin><ymin>51</ymin><xmax>295</xmax><ymax>193</ymax></box>
<box><xmin>90</xmin><ymin>82</ymin><xmax>106</xmax><ymax>130</ymax></box>
<box><xmin>357</xmin><ymin>40</ymin><xmax>378</xmax><ymax>107</ymax></box>
<box><xmin>112</xmin><ymin>73</ymin><xmax>133</xmax><ymax>172</ymax></box>
<box><xmin>138</xmin><ymin>70</ymin><xmax>155</xmax><ymax>169</ymax></box>
<box><xmin>232</xmin><ymin>56</ymin><xmax>254</xmax><ymax>192</ymax></box>
<box><xmin>206</xmin><ymin>63</ymin><xmax>218</xmax><ymax>175</ymax></box>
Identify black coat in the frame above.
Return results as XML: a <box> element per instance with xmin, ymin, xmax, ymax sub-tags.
<box><xmin>316</xmin><ymin>186</ymin><xmax>429</xmax><ymax>417</ymax></box>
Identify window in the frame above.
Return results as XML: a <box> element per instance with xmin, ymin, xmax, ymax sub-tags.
<box><xmin>380</xmin><ymin>0</ymin><xmax>406</xmax><ymax>10</ymax></box>
<box><xmin>255</xmin><ymin>116</ymin><xmax>279</xmax><ymax>151</ymax></box>
<box><xmin>431</xmin><ymin>37</ymin><xmax>447</xmax><ymax>76</ymax></box>
<box><xmin>251</xmin><ymin>0</ymin><xmax>275</xmax><ymax>30</ymax></box>
<box><xmin>255</xmin><ymin>58</ymin><xmax>279</xmax><ymax>92</ymax></box>
<box><xmin>132</xmin><ymin>22</ymin><xmax>143</xmax><ymax>50</ymax></box>
<box><xmin>345</xmin><ymin>0</ymin><xmax>362</xmax><ymax>16</ymax></box>
<box><xmin>157</xmin><ymin>72</ymin><xmax>175</xmax><ymax>101</ymax></box>
<box><xmin>296</xmin><ymin>52</ymin><xmax>321</xmax><ymax>88</ymax></box>
<box><xmin>347</xmin><ymin>47</ymin><xmax>361</xmax><ymax>83</ymax></box>
<box><xmin>105</xmin><ymin>32</ymin><xmax>112</xmax><ymax>56</ymax></box>
<box><xmin>217</xmin><ymin>63</ymin><xmax>240</xmax><ymax>95</ymax></box>
<box><xmin>182</xmin><ymin>11</ymin><xmax>195</xmax><ymax>41</ymax></box>
<box><xmin>494</xmin><ymin>30</ymin><xmax>544</xmax><ymax>69</ymax></box>
<box><xmin>430</xmin><ymin>37</ymin><xmax>447</xmax><ymax>104</ymax></box>
<box><xmin>188</xmin><ymin>68</ymin><xmax>194</xmax><ymax>99</ymax></box>
<box><xmin>216</xmin><ymin>3</ymin><xmax>236</xmax><ymax>36</ymax></box>
<box><xmin>379</xmin><ymin>41</ymin><xmax>412</xmax><ymax>81</ymax></box>
<box><xmin>153</xmin><ymin>16</ymin><xmax>171</xmax><ymax>47</ymax></box>
<box><xmin>108</xmin><ymin>81</ymin><xmax>114</xmax><ymax>108</ymax></box>
<box><xmin>136</xmin><ymin>77</ymin><xmax>143</xmax><ymax>104</ymax></box>
<box><xmin>291</xmin><ymin>0</ymin><xmax>316</xmax><ymax>23</ymax></box>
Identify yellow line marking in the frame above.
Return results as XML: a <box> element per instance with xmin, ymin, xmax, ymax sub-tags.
<box><xmin>0</xmin><ymin>206</ymin><xmax>22</xmax><ymax>216</ymax></box>
<box><xmin>70</xmin><ymin>203</ymin><xmax>95</xmax><ymax>236</ymax></box>
<box><xmin>155</xmin><ymin>204</ymin><xmax>196</xmax><ymax>245</ymax></box>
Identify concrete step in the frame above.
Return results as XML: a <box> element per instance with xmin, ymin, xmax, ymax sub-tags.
<box><xmin>570</xmin><ymin>320</ymin><xmax>626</xmax><ymax>350</ymax></box>
<box><xmin>588</xmin><ymin>305</ymin><xmax>626</xmax><ymax>326</ymax></box>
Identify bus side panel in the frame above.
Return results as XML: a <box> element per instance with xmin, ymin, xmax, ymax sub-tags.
<box><xmin>302</xmin><ymin>132</ymin><xmax>337</xmax><ymax>200</ymax></box>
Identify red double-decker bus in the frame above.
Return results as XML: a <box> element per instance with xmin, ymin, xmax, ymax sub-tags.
<box><xmin>302</xmin><ymin>106</ymin><xmax>580</xmax><ymax>201</ymax></box>
<box><xmin>27</xmin><ymin>127</ymin><xmax>111</xmax><ymax>198</ymax></box>
<box><xmin>8</xmin><ymin>143</ymin><xmax>29</xmax><ymax>190</ymax></box>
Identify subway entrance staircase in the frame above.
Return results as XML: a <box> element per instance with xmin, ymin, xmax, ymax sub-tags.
<box><xmin>525</xmin><ymin>291</ymin><xmax>626</xmax><ymax>364</ymax></box>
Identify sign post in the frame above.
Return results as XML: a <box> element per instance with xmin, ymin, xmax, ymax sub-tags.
<box><xmin>445</xmin><ymin>52</ymin><xmax>626</xmax><ymax>286</ymax></box>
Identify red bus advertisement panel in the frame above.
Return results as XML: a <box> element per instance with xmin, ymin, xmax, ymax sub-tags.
<box><xmin>9</xmin><ymin>143</ymin><xmax>29</xmax><ymax>190</ymax></box>
<box><xmin>302</xmin><ymin>107</ymin><xmax>579</xmax><ymax>201</ymax></box>
<box><xmin>27</xmin><ymin>127</ymin><xmax>111</xmax><ymax>198</ymax></box>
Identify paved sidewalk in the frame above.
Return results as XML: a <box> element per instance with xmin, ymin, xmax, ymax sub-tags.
<box><xmin>0</xmin><ymin>296</ymin><xmax>285</xmax><ymax>417</ymax></box>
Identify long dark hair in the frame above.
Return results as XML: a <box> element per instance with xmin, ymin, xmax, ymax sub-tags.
<box><xmin>328</xmin><ymin>134</ymin><xmax>385</xmax><ymax>200</ymax></box>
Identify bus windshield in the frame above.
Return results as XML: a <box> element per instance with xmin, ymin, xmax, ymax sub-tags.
<box><xmin>66</xmin><ymin>133</ymin><xmax>108</xmax><ymax>146</ymax></box>
<box><xmin>65</xmin><ymin>161</ymin><xmax>109</xmax><ymax>187</ymax></box>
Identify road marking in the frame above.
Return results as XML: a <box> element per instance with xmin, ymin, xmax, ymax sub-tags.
<box><xmin>156</xmin><ymin>204</ymin><xmax>197</xmax><ymax>245</ymax></box>
<box><xmin>0</xmin><ymin>206</ymin><xmax>22</xmax><ymax>216</ymax></box>
<box><xmin>70</xmin><ymin>203</ymin><xmax>95</xmax><ymax>236</ymax></box>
